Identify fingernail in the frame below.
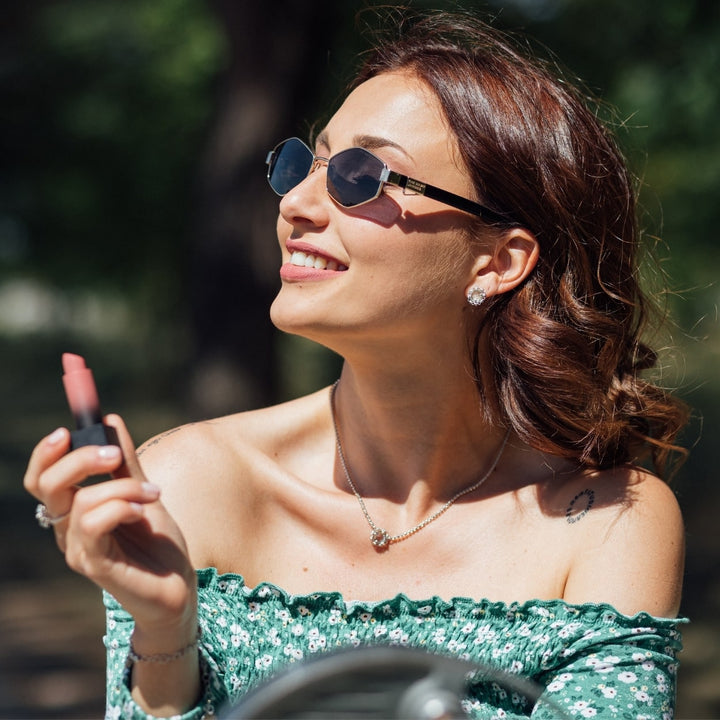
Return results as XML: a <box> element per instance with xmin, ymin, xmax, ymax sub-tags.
<box><xmin>47</xmin><ymin>428</ymin><xmax>66</xmax><ymax>445</ymax></box>
<box><xmin>97</xmin><ymin>445</ymin><xmax>122</xmax><ymax>460</ymax></box>
<box><xmin>142</xmin><ymin>482</ymin><xmax>161</xmax><ymax>497</ymax></box>
<box><xmin>129</xmin><ymin>502</ymin><xmax>144</xmax><ymax>515</ymax></box>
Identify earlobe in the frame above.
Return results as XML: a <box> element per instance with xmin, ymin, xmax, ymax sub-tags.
<box><xmin>467</xmin><ymin>228</ymin><xmax>539</xmax><ymax>298</ymax></box>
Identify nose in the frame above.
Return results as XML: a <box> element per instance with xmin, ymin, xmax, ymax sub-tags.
<box><xmin>278</xmin><ymin>158</ymin><xmax>331</xmax><ymax>229</ymax></box>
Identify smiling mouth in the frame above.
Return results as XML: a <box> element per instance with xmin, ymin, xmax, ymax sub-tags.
<box><xmin>290</xmin><ymin>251</ymin><xmax>348</xmax><ymax>271</ymax></box>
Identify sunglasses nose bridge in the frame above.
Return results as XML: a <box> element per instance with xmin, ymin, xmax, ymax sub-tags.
<box><xmin>309</xmin><ymin>155</ymin><xmax>328</xmax><ymax>176</ymax></box>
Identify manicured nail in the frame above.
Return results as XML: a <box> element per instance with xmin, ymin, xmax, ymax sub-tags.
<box><xmin>129</xmin><ymin>502</ymin><xmax>145</xmax><ymax>515</ymax></box>
<box><xmin>142</xmin><ymin>482</ymin><xmax>161</xmax><ymax>497</ymax></box>
<box><xmin>47</xmin><ymin>428</ymin><xmax>66</xmax><ymax>445</ymax></box>
<box><xmin>97</xmin><ymin>446</ymin><xmax>122</xmax><ymax>460</ymax></box>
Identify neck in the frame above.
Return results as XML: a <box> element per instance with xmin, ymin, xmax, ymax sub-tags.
<box><xmin>330</xmin><ymin>364</ymin><xmax>509</xmax><ymax>509</ymax></box>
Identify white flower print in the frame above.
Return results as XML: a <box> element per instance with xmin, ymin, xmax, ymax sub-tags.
<box><xmin>307</xmin><ymin>636</ymin><xmax>327</xmax><ymax>652</ymax></box>
<box><xmin>103</xmin><ymin>570</ymin><xmax>684</xmax><ymax>720</ymax></box>
<box><xmin>474</xmin><ymin>624</ymin><xmax>497</xmax><ymax>643</ymax></box>
<box><xmin>283</xmin><ymin>644</ymin><xmax>303</xmax><ymax>660</ymax></box>
<box><xmin>389</xmin><ymin>627</ymin><xmax>409</xmax><ymax>645</ymax></box>
<box><xmin>254</xmin><ymin>654</ymin><xmax>274</xmax><ymax>670</ymax></box>
<box><xmin>593</xmin><ymin>656</ymin><xmax>621</xmax><ymax>674</ymax></box>
<box><xmin>618</xmin><ymin>671</ymin><xmax>638</xmax><ymax>683</ymax></box>
<box><xmin>532</xmin><ymin>633</ymin><xmax>551</xmax><ymax>645</ymax></box>
<box><xmin>447</xmin><ymin>639</ymin><xmax>467</xmax><ymax>653</ymax></box>
<box><xmin>431</xmin><ymin>628</ymin><xmax>447</xmax><ymax>644</ymax></box>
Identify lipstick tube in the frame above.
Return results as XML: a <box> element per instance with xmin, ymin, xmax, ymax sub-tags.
<box><xmin>62</xmin><ymin>353</ymin><xmax>119</xmax><ymax>450</ymax></box>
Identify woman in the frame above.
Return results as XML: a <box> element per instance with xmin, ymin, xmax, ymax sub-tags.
<box><xmin>25</xmin><ymin>10</ymin><xmax>688</xmax><ymax>720</ymax></box>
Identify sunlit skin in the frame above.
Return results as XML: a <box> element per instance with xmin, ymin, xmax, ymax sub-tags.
<box><xmin>23</xmin><ymin>71</ymin><xmax>685</xmax><ymax>717</ymax></box>
<box><xmin>270</xmin><ymin>72</ymin><xmax>484</xmax><ymax>354</ymax></box>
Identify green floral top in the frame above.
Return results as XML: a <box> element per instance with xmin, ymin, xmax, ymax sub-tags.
<box><xmin>104</xmin><ymin>568</ymin><xmax>686</xmax><ymax>720</ymax></box>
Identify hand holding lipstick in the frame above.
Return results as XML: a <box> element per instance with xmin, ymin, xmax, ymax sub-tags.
<box><xmin>23</xmin><ymin>365</ymin><xmax>201</xmax><ymax>715</ymax></box>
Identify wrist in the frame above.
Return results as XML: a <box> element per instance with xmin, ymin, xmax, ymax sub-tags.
<box><xmin>130</xmin><ymin>612</ymin><xmax>199</xmax><ymax>659</ymax></box>
<box><xmin>129</xmin><ymin>625</ymin><xmax>201</xmax><ymax>664</ymax></box>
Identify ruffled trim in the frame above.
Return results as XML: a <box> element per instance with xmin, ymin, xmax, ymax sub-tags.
<box><xmin>195</xmin><ymin>567</ymin><xmax>687</xmax><ymax>629</ymax></box>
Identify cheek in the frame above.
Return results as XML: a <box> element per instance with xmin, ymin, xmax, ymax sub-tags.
<box><xmin>365</xmin><ymin>229</ymin><xmax>474</xmax><ymax>308</ymax></box>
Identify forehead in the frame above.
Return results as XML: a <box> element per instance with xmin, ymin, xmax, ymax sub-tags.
<box><xmin>319</xmin><ymin>72</ymin><xmax>456</xmax><ymax>160</ymax></box>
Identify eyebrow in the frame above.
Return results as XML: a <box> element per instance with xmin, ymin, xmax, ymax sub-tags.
<box><xmin>314</xmin><ymin>130</ymin><xmax>413</xmax><ymax>161</ymax></box>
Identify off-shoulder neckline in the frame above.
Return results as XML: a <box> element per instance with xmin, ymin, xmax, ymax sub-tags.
<box><xmin>195</xmin><ymin>567</ymin><xmax>686</xmax><ymax>624</ymax></box>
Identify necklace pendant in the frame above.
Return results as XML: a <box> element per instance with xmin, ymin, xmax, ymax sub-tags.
<box><xmin>370</xmin><ymin>528</ymin><xmax>391</xmax><ymax>549</ymax></box>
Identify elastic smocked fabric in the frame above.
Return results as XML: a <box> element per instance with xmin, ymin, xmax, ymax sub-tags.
<box><xmin>104</xmin><ymin>568</ymin><xmax>686</xmax><ymax>720</ymax></box>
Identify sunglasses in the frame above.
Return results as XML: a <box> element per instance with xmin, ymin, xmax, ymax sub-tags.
<box><xmin>265</xmin><ymin>137</ymin><xmax>510</xmax><ymax>223</ymax></box>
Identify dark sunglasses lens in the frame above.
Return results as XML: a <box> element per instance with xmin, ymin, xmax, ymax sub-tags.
<box><xmin>268</xmin><ymin>139</ymin><xmax>313</xmax><ymax>195</ymax></box>
<box><xmin>327</xmin><ymin>148</ymin><xmax>385</xmax><ymax>207</ymax></box>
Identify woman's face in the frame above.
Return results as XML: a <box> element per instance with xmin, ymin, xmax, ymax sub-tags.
<box><xmin>270</xmin><ymin>71</ymin><xmax>484</xmax><ymax>349</ymax></box>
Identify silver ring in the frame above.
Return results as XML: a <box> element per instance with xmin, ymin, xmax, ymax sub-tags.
<box><xmin>35</xmin><ymin>503</ymin><xmax>70</xmax><ymax>529</ymax></box>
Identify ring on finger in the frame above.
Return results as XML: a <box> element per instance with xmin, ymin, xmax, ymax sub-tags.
<box><xmin>35</xmin><ymin>503</ymin><xmax>70</xmax><ymax>529</ymax></box>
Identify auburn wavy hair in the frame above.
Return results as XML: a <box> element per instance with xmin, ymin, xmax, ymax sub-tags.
<box><xmin>354</xmin><ymin>10</ymin><xmax>688</xmax><ymax>477</ymax></box>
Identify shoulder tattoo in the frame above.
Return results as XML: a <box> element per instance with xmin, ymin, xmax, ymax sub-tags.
<box><xmin>136</xmin><ymin>424</ymin><xmax>195</xmax><ymax>457</ymax></box>
<box><xmin>565</xmin><ymin>488</ymin><xmax>595</xmax><ymax>524</ymax></box>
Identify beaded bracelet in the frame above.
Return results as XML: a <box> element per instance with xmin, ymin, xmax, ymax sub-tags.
<box><xmin>128</xmin><ymin>626</ymin><xmax>202</xmax><ymax>664</ymax></box>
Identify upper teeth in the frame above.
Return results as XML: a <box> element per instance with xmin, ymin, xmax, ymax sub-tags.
<box><xmin>290</xmin><ymin>251</ymin><xmax>346</xmax><ymax>271</ymax></box>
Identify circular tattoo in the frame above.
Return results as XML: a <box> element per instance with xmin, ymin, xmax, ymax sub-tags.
<box><xmin>565</xmin><ymin>488</ymin><xmax>595</xmax><ymax>524</ymax></box>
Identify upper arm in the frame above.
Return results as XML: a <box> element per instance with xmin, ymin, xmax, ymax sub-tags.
<box><xmin>562</xmin><ymin>470</ymin><xmax>685</xmax><ymax>617</ymax></box>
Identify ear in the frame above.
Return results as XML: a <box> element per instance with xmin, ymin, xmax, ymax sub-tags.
<box><xmin>466</xmin><ymin>227</ymin><xmax>539</xmax><ymax>297</ymax></box>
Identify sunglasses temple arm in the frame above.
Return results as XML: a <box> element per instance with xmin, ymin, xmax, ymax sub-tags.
<box><xmin>385</xmin><ymin>170</ymin><xmax>510</xmax><ymax>223</ymax></box>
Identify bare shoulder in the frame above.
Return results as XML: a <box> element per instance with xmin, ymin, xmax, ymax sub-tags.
<box><xmin>137</xmin><ymin>386</ymin><xmax>330</xmax><ymax>472</ymax></box>
<box><xmin>133</xmin><ymin>387</ymin><xmax>333</xmax><ymax>564</ymax></box>
<box><xmin>559</xmin><ymin>465</ymin><xmax>685</xmax><ymax>617</ymax></box>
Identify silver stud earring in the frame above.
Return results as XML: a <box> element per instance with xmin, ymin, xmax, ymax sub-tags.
<box><xmin>466</xmin><ymin>286</ymin><xmax>487</xmax><ymax>307</ymax></box>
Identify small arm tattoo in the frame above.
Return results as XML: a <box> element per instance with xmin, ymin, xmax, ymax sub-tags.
<box><xmin>136</xmin><ymin>424</ymin><xmax>194</xmax><ymax>457</ymax></box>
<box><xmin>566</xmin><ymin>488</ymin><xmax>595</xmax><ymax>524</ymax></box>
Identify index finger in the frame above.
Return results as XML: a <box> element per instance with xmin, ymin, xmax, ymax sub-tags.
<box><xmin>104</xmin><ymin>413</ymin><xmax>145</xmax><ymax>481</ymax></box>
<box><xmin>23</xmin><ymin>427</ymin><xmax>71</xmax><ymax>497</ymax></box>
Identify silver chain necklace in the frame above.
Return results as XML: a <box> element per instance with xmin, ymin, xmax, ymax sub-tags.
<box><xmin>330</xmin><ymin>381</ymin><xmax>510</xmax><ymax>550</ymax></box>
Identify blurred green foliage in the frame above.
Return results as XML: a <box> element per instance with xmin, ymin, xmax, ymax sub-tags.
<box><xmin>1</xmin><ymin>0</ymin><xmax>226</xmax><ymax>313</ymax></box>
